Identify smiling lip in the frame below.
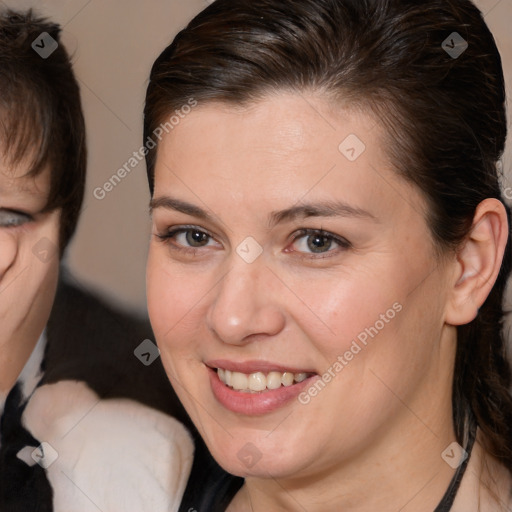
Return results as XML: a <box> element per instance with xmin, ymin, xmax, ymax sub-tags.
<box><xmin>206</xmin><ymin>360</ymin><xmax>317</xmax><ymax>415</ymax></box>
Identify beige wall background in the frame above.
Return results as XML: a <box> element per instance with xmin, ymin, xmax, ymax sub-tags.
<box><xmin>4</xmin><ymin>0</ymin><xmax>512</xmax><ymax>314</ymax></box>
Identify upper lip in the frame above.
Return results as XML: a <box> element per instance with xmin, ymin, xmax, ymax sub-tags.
<box><xmin>206</xmin><ymin>359</ymin><xmax>316</xmax><ymax>374</ymax></box>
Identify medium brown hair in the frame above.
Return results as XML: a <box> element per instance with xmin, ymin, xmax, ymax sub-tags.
<box><xmin>0</xmin><ymin>9</ymin><xmax>86</xmax><ymax>249</ymax></box>
<box><xmin>144</xmin><ymin>0</ymin><xmax>512</xmax><ymax>472</ymax></box>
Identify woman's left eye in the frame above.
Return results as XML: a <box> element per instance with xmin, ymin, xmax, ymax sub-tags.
<box><xmin>0</xmin><ymin>209</ymin><xmax>32</xmax><ymax>228</ymax></box>
<box><xmin>289</xmin><ymin>230</ymin><xmax>350</xmax><ymax>255</ymax></box>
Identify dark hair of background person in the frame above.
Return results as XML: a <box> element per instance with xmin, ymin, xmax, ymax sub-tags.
<box><xmin>144</xmin><ymin>0</ymin><xmax>512</xmax><ymax>473</ymax></box>
<box><xmin>0</xmin><ymin>9</ymin><xmax>86</xmax><ymax>250</ymax></box>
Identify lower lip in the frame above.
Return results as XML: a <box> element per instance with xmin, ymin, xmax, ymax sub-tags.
<box><xmin>208</xmin><ymin>367</ymin><xmax>316</xmax><ymax>415</ymax></box>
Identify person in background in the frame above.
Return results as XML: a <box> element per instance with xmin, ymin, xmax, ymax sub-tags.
<box><xmin>0</xmin><ymin>10</ymin><xmax>193</xmax><ymax>511</ymax></box>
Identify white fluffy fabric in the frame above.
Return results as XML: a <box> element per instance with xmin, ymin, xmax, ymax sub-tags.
<box><xmin>22</xmin><ymin>380</ymin><xmax>194</xmax><ymax>512</ymax></box>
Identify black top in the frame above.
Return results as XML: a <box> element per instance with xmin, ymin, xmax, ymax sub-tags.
<box><xmin>178</xmin><ymin>436</ymin><xmax>243</xmax><ymax>512</ymax></box>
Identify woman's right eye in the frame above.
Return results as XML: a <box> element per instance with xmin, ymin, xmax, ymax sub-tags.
<box><xmin>174</xmin><ymin>229</ymin><xmax>213</xmax><ymax>248</ymax></box>
<box><xmin>157</xmin><ymin>227</ymin><xmax>221</xmax><ymax>251</ymax></box>
<box><xmin>0</xmin><ymin>209</ymin><xmax>32</xmax><ymax>228</ymax></box>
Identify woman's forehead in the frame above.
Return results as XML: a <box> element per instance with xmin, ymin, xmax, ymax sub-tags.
<box><xmin>156</xmin><ymin>95</ymin><xmax>373</xmax><ymax>170</ymax></box>
<box><xmin>152</xmin><ymin>94</ymin><xmax>421</xmax><ymax>219</ymax></box>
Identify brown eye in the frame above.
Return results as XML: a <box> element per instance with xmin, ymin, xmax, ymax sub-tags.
<box><xmin>185</xmin><ymin>229</ymin><xmax>210</xmax><ymax>247</ymax></box>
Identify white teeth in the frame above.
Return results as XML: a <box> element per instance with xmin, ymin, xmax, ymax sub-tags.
<box><xmin>281</xmin><ymin>372</ymin><xmax>294</xmax><ymax>387</ymax></box>
<box><xmin>248</xmin><ymin>372</ymin><xmax>267</xmax><ymax>392</ymax></box>
<box><xmin>231</xmin><ymin>372</ymin><xmax>248</xmax><ymax>390</ymax></box>
<box><xmin>217</xmin><ymin>368</ymin><xmax>312</xmax><ymax>392</ymax></box>
<box><xmin>266</xmin><ymin>371</ymin><xmax>283</xmax><ymax>390</ymax></box>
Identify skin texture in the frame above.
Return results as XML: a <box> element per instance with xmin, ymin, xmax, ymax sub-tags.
<box><xmin>0</xmin><ymin>162</ymin><xmax>60</xmax><ymax>396</ymax></box>
<box><xmin>146</xmin><ymin>93</ymin><xmax>509</xmax><ymax>511</ymax></box>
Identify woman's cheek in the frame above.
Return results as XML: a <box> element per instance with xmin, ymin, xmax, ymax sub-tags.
<box><xmin>287</xmin><ymin>272</ymin><xmax>391</xmax><ymax>349</ymax></box>
<box><xmin>147</xmin><ymin>258</ymin><xmax>174</xmax><ymax>341</ymax></box>
<box><xmin>147</xmin><ymin>251</ymin><xmax>201</xmax><ymax>347</ymax></box>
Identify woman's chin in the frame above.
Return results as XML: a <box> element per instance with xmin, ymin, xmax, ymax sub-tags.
<box><xmin>214</xmin><ymin>451</ymin><xmax>301</xmax><ymax>479</ymax></box>
<box><xmin>204</xmin><ymin>431</ymin><xmax>316</xmax><ymax>480</ymax></box>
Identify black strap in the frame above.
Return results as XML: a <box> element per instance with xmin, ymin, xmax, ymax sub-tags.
<box><xmin>434</xmin><ymin>417</ymin><xmax>477</xmax><ymax>512</ymax></box>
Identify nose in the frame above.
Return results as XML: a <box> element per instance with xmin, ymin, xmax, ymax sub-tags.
<box><xmin>0</xmin><ymin>231</ymin><xmax>17</xmax><ymax>279</ymax></box>
<box><xmin>206</xmin><ymin>259</ymin><xmax>286</xmax><ymax>345</ymax></box>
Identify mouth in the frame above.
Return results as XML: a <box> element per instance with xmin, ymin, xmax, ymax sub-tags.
<box><xmin>216</xmin><ymin>368</ymin><xmax>314</xmax><ymax>393</ymax></box>
<box><xmin>206</xmin><ymin>361</ymin><xmax>318</xmax><ymax>415</ymax></box>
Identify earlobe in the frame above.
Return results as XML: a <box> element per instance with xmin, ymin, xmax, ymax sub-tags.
<box><xmin>445</xmin><ymin>198</ymin><xmax>509</xmax><ymax>326</ymax></box>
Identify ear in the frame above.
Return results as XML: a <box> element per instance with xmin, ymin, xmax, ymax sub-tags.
<box><xmin>445</xmin><ymin>198</ymin><xmax>509</xmax><ymax>326</ymax></box>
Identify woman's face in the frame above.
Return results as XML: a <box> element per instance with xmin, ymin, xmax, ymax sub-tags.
<box><xmin>0</xmin><ymin>163</ymin><xmax>60</xmax><ymax>395</ymax></box>
<box><xmin>147</xmin><ymin>93</ymin><xmax>457</xmax><ymax>479</ymax></box>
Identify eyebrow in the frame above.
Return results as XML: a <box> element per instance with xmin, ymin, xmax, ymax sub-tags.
<box><xmin>150</xmin><ymin>196</ymin><xmax>214</xmax><ymax>221</ymax></box>
<box><xmin>149</xmin><ymin>196</ymin><xmax>376</xmax><ymax>226</ymax></box>
<box><xmin>268</xmin><ymin>201</ymin><xmax>377</xmax><ymax>227</ymax></box>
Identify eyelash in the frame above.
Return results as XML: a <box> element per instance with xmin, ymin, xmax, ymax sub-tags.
<box><xmin>156</xmin><ymin>226</ymin><xmax>351</xmax><ymax>258</ymax></box>
<box><xmin>0</xmin><ymin>209</ymin><xmax>33</xmax><ymax>228</ymax></box>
